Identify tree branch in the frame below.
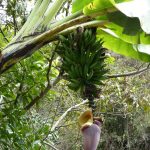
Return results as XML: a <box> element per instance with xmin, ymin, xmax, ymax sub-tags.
<box><xmin>46</xmin><ymin>42</ymin><xmax>60</xmax><ymax>85</ymax></box>
<box><xmin>107</xmin><ymin>64</ymin><xmax>150</xmax><ymax>78</ymax></box>
<box><xmin>0</xmin><ymin>27</ymin><xmax>9</xmax><ymax>43</ymax></box>
<box><xmin>24</xmin><ymin>69</ymin><xmax>64</xmax><ymax>110</ymax></box>
<box><xmin>12</xmin><ymin>12</ymin><xmax>18</xmax><ymax>36</ymax></box>
<box><xmin>0</xmin><ymin>100</ymin><xmax>14</xmax><ymax>106</ymax></box>
<box><xmin>43</xmin><ymin>141</ymin><xmax>59</xmax><ymax>150</ymax></box>
<box><xmin>24</xmin><ymin>84</ymin><xmax>51</xmax><ymax>110</ymax></box>
<box><xmin>14</xmin><ymin>81</ymin><xmax>24</xmax><ymax>105</ymax></box>
<box><xmin>14</xmin><ymin>70</ymin><xmax>25</xmax><ymax>105</ymax></box>
<box><xmin>51</xmin><ymin>99</ymin><xmax>88</xmax><ymax>132</ymax></box>
<box><xmin>96</xmin><ymin>112</ymin><xmax>130</xmax><ymax>116</ymax></box>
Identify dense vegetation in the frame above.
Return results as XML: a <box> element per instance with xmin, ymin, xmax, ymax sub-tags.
<box><xmin>0</xmin><ymin>0</ymin><xmax>150</xmax><ymax>149</ymax></box>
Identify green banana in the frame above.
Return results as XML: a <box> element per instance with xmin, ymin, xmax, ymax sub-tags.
<box><xmin>83</xmin><ymin>64</ymin><xmax>89</xmax><ymax>78</ymax></box>
<box><xmin>57</xmin><ymin>29</ymin><xmax>108</xmax><ymax>94</ymax></box>
<box><xmin>87</xmin><ymin>70</ymin><xmax>94</xmax><ymax>80</ymax></box>
<box><xmin>78</xmin><ymin>64</ymin><xmax>83</xmax><ymax>77</ymax></box>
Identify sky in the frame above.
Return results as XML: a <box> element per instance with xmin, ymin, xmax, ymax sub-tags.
<box><xmin>0</xmin><ymin>0</ymin><xmax>34</xmax><ymax>24</ymax></box>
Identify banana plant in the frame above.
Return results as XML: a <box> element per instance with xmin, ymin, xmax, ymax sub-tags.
<box><xmin>0</xmin><ymin>0</ymin><xmax>150</xmax><ymax>75</ymax></box>
<box><xmin>57</xmin><ymin>28</ymin><xmax>108</xmax><ymax>110</ymax></box>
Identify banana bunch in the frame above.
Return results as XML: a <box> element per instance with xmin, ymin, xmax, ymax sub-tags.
<box><xmin>57</xmin><ymin>28</ymin><xmax>108</xmax><ymax>108</ymax></box>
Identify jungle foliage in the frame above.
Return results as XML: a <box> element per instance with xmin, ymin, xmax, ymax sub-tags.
<box><xmin>0</xmin><ymin>0</ymin><xmax>150</xmax><ymax>150</ymax></box>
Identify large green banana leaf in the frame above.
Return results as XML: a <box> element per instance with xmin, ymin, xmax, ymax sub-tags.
<box><xmin>112</xmin><ymin>0</ymin><xmax>150</xmax><ymax>34</ymax></box>
<box><xmin>72</xmin><ymin>0</ymin><xmax>150</xmax><ymax>62</ymax></box>
<box><xmin>72</xmin><ymin>0</ymin><xmax>93</xmax><ymax>13</ymax></box>
<box><xmin>97</xmin><ymin>29</ymin><xmax>150</xmax><ymax>62</ymax></box>
<box><xmin>106</xmin><ymin>11</ymin><xmax>150</xmax><ymax>45</ymax></box>
<box><xmin>72</xmin><ymin>0</ymin><xmax>131</xmax><ymax>14</ymax></box>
